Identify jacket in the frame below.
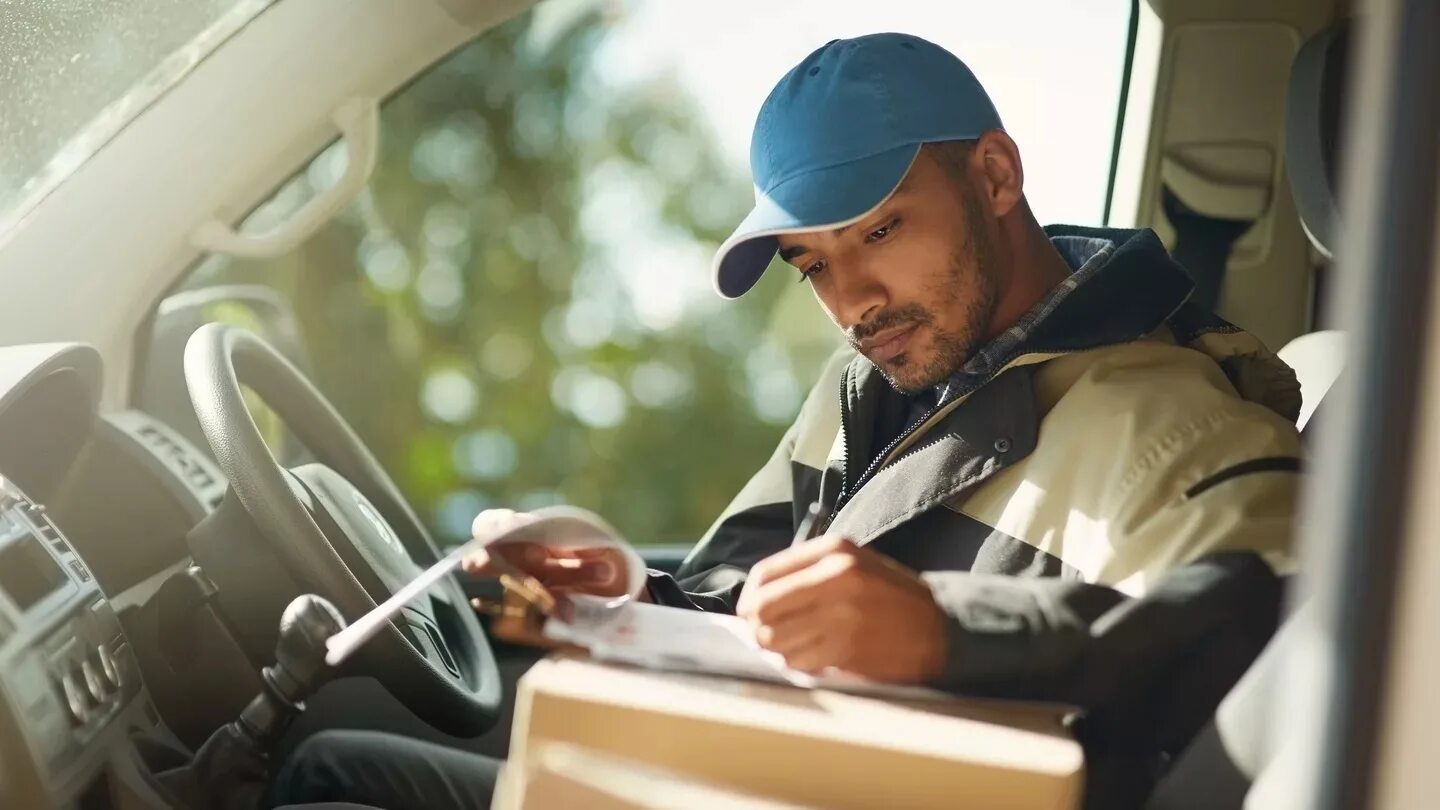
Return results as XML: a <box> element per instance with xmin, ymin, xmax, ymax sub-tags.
<box><xmin>647</xmin><ymin>226</ymin><xmax>1303</xmax><ymax>754</ymax></box>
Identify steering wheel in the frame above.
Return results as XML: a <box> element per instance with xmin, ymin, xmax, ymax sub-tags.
<box><xmin>182</xmin><ymin>323</ymin><xmax>501</xmax><ymax>736</ymax></box>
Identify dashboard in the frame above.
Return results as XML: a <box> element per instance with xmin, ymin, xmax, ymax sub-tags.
<box><xmin>0</xmin><ymin>343</ymin><xmax>240</xmax><ymax>809</ymax></box>
<box><xmin>0</xmin><ymin>338</ymin><xmax>494</xmax><ymax>807</ymax></box>
<box><xmin>0</xmin><ymin>473</ymin><xmax>145</xmax><ymax>807</ymax></box>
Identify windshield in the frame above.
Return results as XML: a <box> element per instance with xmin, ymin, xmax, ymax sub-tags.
<box><xmin>0</xmin><ymin>0</ymin><xmax>272</xmax><ymax>236</ymax></box>
<box><xmin>156</xmin><ymin>0</ymin><xmax>1135</xmax><ymax>546</ymax></box>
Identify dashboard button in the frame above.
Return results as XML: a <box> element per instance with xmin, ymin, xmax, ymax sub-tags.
<box><xmin>97</xmin><ymin>644</ymin><xmax>122</xmax><ymax>690</ymax></box>
<box><xmin>59</xmin><ymin>671</ymin><xmax>89</xmax><ymax>725</ymax></box>
<box><xmin>81</xmin><ymin>658</ymin><xmax>109</xmax><ymax>703</ymax></box>
<box><xmin>67</xmin><ymin>559</ymin><xmax>91</xmax><ymax>582</ymax></box>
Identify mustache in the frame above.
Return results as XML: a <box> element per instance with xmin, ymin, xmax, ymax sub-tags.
<box><xmin>846</xmin><ymin>305</ymin><xmax>932</xmax><ymax>348</ymax></box>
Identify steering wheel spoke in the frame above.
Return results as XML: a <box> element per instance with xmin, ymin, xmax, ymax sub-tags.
<box><xmin>400</xmin><ymin>606</ymin><xmax>463</xmax><ymax>679</ymax></box>
<box><xmin>428</xmin><ymin>586</ymin><xmax>455</xmax><ymax>609</ymax></box>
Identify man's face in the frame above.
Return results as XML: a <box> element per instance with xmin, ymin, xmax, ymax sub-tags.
<box><xmin>776</xmin><ymin>147</ymin><xmax>1004</xmax><ymax>394</ymax></box>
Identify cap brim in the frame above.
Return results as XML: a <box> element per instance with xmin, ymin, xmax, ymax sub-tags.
<box><xmin>712</xmin><ymin>143</ymin><xmax>920</xmax><ymax>299</ymax></box>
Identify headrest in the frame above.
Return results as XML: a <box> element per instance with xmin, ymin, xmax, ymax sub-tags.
<box><xmin>1284</xmin><ymin>21</ymin><xmax>1353</xmax><ymax>259</ymax></box>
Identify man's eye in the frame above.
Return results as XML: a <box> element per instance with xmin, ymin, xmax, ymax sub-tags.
<box><xmin>865</xmin><ymin>218</ymin><xmax>899</xmax><ymax>243</ymax></box>
<box><xmin>798</xmin><ymin>259</ymin><xmax>825</xmax><ymax>282</ymax></box>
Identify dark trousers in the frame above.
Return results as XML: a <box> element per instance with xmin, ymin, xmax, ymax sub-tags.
<box><xmin>266</xmin><ymin>729</ymin><xmax>502</xmax><ymax>810</ymax></box>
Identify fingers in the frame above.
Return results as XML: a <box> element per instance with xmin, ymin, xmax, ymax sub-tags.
<box><xmin>741</xmin><ymin>551</ymin><xmax>857</xmax><ymax>626</ymax></box>
<box><xmin>736</xmin><ymin>534</ymin><xmax>854</xmax><ymax>617</ymax></box>
<box><xmin>471</xmin><ymin>593</ymin><xmax>576</xmax><ymax>623</ymax></box>
<box><xmin>463</xmin><ymin>509</ymin><xmax>533</xmax><ymax>574</ymax></box>
<box><xmin>535</xmin><ymin>553</ymin><xmax>623</xmax><ymax>593</ymax></box>
<box><xmin>738</xmin><ymin>540</ymin><xmax>908</xmax><ymax>677</ymax></box>
<box><xmin>462</xmin><ymin>508</ymin><xmax>632</xmax><ymax>598</ymax></box>
<box><xmin>739</xmin><ymin>545</ymin><xmax>861</xmax><ymax>674</ymax></box>
<box><xmin>460</xmin><ymin>547</ymin><xmax>491</xmax><ymax>575</ymax></box>
<box><xmin>753</xmin><ymin>599</ymin><xmax>863</xmax><ymax>670</ymax></box>
<box><xmin>462</xmin><ymin>506</ymin><xmax>640</xmax><ymax>602</ymax></box>
<box><xmin>759</xmin><ymin>607</ymin><xmax>850</xmax><ymax>674</ymax></box>
<box><xmin>463</xmin><ymin>509</ymin><xmax>544</xmax><ymax>575</ymax></box>
<box><xmin>470</xmin><ymin>508</ymin><xmax>538</xmax><ymax>539</ymax></box>
<box><xmin>561</xmin><ymin>547</ymin><xmax>628</xmax><ymax>592</ymax></box>
<box><xmin>782</xmin><ymin>637</ymin><xmax>849</xmax><ymax>674</ymax></box>
<box><xmin>464</xmin><ymin>543</ymin><xmax>615</xmax><ymax>588</ymax></box>
<box><xmin>460</xmin><ymin>542</ymin><xmax>537</xmax><ymax>575</ymax></box>
<box><xmin>754</xmin><ymin>617</ymin><xmax>826</xmax><ymax>657</ymax></box>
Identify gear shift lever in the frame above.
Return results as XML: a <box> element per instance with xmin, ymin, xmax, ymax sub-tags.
<box><xmin>159</xmin><ymin>594</ymin><xmax>347</xmax><ymax>810</ymax></box>
<box><xmin>237</xmin><ymin>594</ymin><xmax>347</xmax><ymax>744</ymax></box>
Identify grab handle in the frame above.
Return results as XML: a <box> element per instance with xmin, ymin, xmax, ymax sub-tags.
<box><xmin>193</xmin><ymin>97</ymin><xmax>378</xmax><ymax>259</ymax></box>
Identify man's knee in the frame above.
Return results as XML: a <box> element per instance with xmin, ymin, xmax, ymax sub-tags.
<box><xmin>270</xmin><ymin>728</ymin><xmax>500</xmax><ymax>810</ymax></box>
<box><xmin>272</xmin><ymin>730</ymin><xmax>378</xmax><ymax>803</ymax></box>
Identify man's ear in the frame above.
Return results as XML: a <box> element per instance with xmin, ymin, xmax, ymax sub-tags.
<box><xmin>973</xmin><ymin>130</ymin><xmax>1024</xmax><ymax>218</ymax></box>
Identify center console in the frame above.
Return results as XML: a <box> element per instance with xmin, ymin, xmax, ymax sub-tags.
<box><xmin>0</xmin><ymin>343</ymin><xmax>360</xmax><ymax>809</ymax></box>
<box><xmin>0</xmin><ymin>475</ymin><xmax>165</xmax><ymax>809</ymax></box>
<box><xmin>0</xmin><ymin>470</ymin><xmax>354</xmax><ymax>810</ymax></box>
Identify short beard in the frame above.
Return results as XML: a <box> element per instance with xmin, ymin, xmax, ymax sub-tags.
<box><xmin>857</xmin><ymin>184</ymin><xmax>1002</xmax><ymax>395</ymax></box>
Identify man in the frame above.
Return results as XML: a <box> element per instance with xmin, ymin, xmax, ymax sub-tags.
<box><xmin>271</xmin><ymin>33</ymin><xmax>1301</xmax><ymax>808</ymax></box>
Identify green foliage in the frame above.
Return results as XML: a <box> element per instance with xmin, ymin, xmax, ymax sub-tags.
<box><xmin>176</xmin><ymin>9</ymin><xmax>837</xmax><ymax>546</ymax></box>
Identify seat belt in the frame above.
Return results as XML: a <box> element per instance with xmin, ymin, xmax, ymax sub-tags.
<box><xmin>1162</xmin><ymin>186</ymin><xmax>1255</xmax><ymax>314</ymax></box>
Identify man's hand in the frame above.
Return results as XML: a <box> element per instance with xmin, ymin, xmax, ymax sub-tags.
<box><xmin>736</xmin><ymin>535</ymin><xmax>946</xmax><ymax>682</ymax></box>
<box><xmin>461</xmin><ymin>509</ymin><xmax>645</xmax><ymax>601</ymax></box>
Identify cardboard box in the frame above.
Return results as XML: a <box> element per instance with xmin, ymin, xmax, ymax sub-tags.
<box><xmin>502</xmin><ymin>656</ymin><xmax>1083</xmax><ymax>809</ymax></box>
<box><xmin>497</xmin><ymin>741</ymin><xmax>814</xmax><ymax>809</ymax></box>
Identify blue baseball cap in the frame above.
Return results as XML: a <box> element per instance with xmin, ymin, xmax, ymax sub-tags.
<box><xmin>713</xmin><ymin>33</ymin><xmax>1004</xmax><ymax>299</ymax></box>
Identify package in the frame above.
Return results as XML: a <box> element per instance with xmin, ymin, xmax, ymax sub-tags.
<box><xmin>502</xmin><ymin>656</ymin><xmax>1084</xmax><ymax>810</ymax></box>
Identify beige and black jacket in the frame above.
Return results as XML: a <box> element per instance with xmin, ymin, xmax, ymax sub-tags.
<box><xmin>648</xmin><ymin>226</ymin><xmax>1303</xmax><ymax>757</ymax></box>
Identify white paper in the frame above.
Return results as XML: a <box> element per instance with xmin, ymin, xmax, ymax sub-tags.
<box><xmin>544</xmin><ymin>596</ymin><xmax>950</xmax><ymax>700</ymax></box>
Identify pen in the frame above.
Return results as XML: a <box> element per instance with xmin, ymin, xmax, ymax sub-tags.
<box><xmin>791</xmin><ymin>501</ymin><xmax>824</xmax><ymax>548</ymax></box>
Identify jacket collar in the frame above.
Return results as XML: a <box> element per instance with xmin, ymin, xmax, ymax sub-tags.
<box><xmin>847</xmin><ymin>226</ymin><xmax>1198</xmax><ymax>409</ymax></box>
<box><xmin>833</xmin><ymin>227</ymin><xmax>1187</xmax><ymax>512</ymax></box>
<box><xmin>841</xmin><ymin>226</ymin><xmax>1195</xmax><ymax>440</ymax></box>
<box><xmin>1020</xmin><ymin>225</ymin><xmax>1194</xmax><ymax>355</ymax></box>
<box><xmin>828</xmin><ymin>225</ymin><xmax>1299</xmax><ymax>542</ymax></box>
<box><xmin>830</xmin><ymin>365</ymin><xmax>1038</xmax><ymax>545</ymax></box>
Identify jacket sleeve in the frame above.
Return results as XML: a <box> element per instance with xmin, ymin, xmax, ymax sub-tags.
<box><xmin>922</xmin><ymin>367</ymin><xmax>1299</xmax><ymax>753</ymax></box>
<box><xmin>892</xmin><ymin>348</ymin><xmax>1303</xmax><ymax>801</ymax></box>
<box><xmin>921</xmin><ymin>553</ymin><xmax>1281</xmax><ymax>707</ymax></box>
<box><xmin>923</xmin><ymin>551</ymin><xmax>1285</xmax><ymax>805</ymax></box>
<box><xmin>645</xmin><ymin>347</ymin><xmax>853</xmax><ymax>613</ymax></box>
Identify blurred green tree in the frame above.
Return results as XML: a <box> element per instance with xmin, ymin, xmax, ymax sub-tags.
<box><xmin>175</xmin><ymin>6</ymin><xmax>838</xmax><ymax>546</ymax></box>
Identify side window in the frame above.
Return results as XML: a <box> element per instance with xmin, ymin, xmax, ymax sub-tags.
<box><xmin>141</xmin><ymin>9</ymin><xmax>838</xmax><ymax>546</ymax></box>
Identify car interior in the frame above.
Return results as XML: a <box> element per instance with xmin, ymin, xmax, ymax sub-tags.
<box><xmin>2</xmin><ymin>0</ymin><xmax>1436</xmax><ymax>807</ymax></box>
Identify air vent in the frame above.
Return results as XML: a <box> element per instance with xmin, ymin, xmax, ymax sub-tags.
<box><xmin>36</xmin><ymin>519</ymin><xmax>69</xmax><ymax>554</ymax></box>
<box><xmin>20</xmin><ymin>504</ymin><xmax>70</xmax><ymax>554</ymax></box>
<box><xmin>106</xmin><ymin>411</ymin><xmax>229</xmax><ymax>519</ymax></box>
<box><xmin>133</xmin><ymin>425</ymin><xmax>219</xmax><ymax>493</ymax></box>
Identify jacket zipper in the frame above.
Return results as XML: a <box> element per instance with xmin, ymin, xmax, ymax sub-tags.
<box><xmin>829</xmin><ymin>368</ymin><xmax>853</xmax><ymax>532</ymax></box>
<box><xmin>827</xmin><ymin>367</ymin><xmax>945</xmax><ymax>531</ymax></box>
<box><xmin>825</xmin><ymin>354</ymin><xmax>1070</xmax><ymax>531</ymax></box>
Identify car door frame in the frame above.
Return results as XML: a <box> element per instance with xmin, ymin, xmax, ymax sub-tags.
<box><xmin>1273</xmin><ymin>0</ymin><xmax>1440</xmax><ymax>806</ymax></box>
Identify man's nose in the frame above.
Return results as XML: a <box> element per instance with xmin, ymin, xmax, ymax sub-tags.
<box><xmin>831</xmin><ymin>264</ymin><xmax>889</xmax><ymax>330</ymax></box>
